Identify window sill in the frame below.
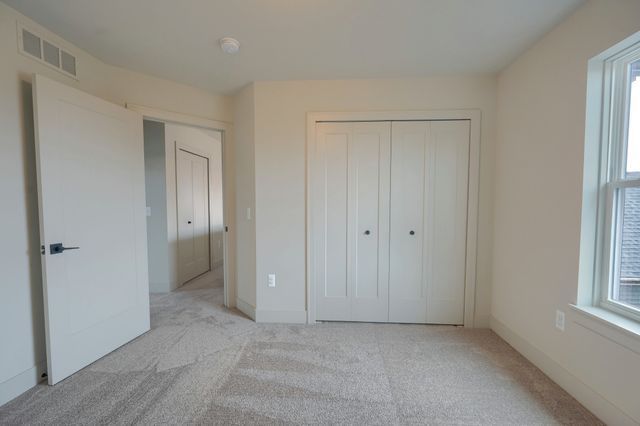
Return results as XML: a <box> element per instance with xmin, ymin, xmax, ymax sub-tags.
<box><xmin>569</xmin><ymin>304</ymin><xmax>640</xmax><ymax>355</ymax></box>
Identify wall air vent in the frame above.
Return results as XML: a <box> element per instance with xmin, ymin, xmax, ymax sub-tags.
<box><xmin>18</xmin><ymin>23</ymin><xmax>78</xmax><ymax>79</ymax></box>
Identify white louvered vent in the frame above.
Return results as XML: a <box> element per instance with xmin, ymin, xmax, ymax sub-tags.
<box><xmin>18</xmin><ymin>24</ymin><xmax>77</xmax><ymax>79</ymax></box>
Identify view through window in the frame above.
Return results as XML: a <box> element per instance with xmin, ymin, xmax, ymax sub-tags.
<box><xmin>614</xmin><ymin>59</ymin><xmax>640</xmax><ymax>309</ymax></box>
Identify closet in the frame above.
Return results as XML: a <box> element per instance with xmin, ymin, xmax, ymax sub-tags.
<box><xmin>313</xmin><ymin>120</ymin><xmax>470</xmax><ymax>325</ymax></box>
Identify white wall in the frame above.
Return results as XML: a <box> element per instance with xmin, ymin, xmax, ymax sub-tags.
<box><xmin>492</xmin><ymin>1</ymin><xmax>640</xmax><ymax>424</ymax></box>
<box><xmin>0</xmin><ymin>2</ymin><xmax>233</xmax><ymax>406</ymax></box>
<box><xmin>233</xmin><ymin>84</ymin><xmax>257</xmax><ymax>315</ymax></box>
<box><xmin>250</xmin><ymin>77</ymin><xmax>497</xmax><ymax>324</ymax></box>
<box><xmin>143</xmin><ymin>120</ymin><xmax>171</xmax><ymax>292</ymax></box>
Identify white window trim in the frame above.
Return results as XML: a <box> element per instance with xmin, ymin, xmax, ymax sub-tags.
<box><xmin>577</xmin><ymin>31</ymin><xmax>640</xmax><ymax>331</ymax></box>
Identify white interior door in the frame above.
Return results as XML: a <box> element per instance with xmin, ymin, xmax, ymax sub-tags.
<box><xmin>314</xmin><ymin>122</ymin><xmax>390</xmax><ymax>322</ymax></box>
<box><xmin>32</xmin><ymin>74</ymin><xmax>149</xmax><ymax>385</ymax></box>
<box><xmin>176</xmin><ymin>148</ymin><xmax>210</xmax><ymax>283</ymax></box>
<box><xmin>389</xmin><ymin>120</ymin><xmax>469</xmax><ymax>324</ymax></box>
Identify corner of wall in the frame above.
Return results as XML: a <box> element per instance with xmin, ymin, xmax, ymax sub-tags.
<box><xmin>232</xmin><ymin>83</ymin><xmax>258</xmax><ymax>309</ymax></box>
<box><xmin>490</xmin><ymin>316</ymin><xmax>637</xmax><ymax>426</ymax></box>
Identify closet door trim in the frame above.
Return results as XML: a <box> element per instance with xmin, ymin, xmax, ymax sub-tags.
<box><xmin>307</xmin><ymin>110</ymin><xmax>481</xmax><ymax>327</ymax></box>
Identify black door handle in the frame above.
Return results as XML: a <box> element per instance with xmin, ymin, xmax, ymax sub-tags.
<box><xmin>49</xmin><ymin>243</ymin><xmax>80</xmax><ymax>255</ymax></box>
<box><xmin>364</xmin><ymin>230</ymin><xmax>371</xmax><ymax>235</ymax></box>
<box><xmin>409</xmin><ymin>230</ymin><xmax>415</xmax><ymax>235</ymax></box>
<box><xmin>187</xmin><ymin>221</ymin><xmax>192</xmax><ymax>224</ymax></box>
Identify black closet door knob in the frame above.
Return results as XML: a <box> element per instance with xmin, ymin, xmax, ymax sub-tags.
<box><xmin>364</xmin><ymin>230</ymin><xmax>371</xmax><ymax>235</ymax></box>
<box><xmin>409</xmin><ymin>230</ymin><xmax>415</xmax><ymax>235</ymax></box>
<box><xmin>188</xmin><ymin>221</ymin><xmax>192</xmax><ymax>224</ymax></box>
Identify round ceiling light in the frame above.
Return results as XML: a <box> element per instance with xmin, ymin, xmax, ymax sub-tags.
<box><xmin>220</xmin><ymin>37</ymin><xmax>240</xmax><ymax>54</ymax></box>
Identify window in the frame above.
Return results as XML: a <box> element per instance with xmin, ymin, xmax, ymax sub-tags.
<box><xmin>599</xmin><ymin>46</ymin><xmax>640</xmax><ymax>321</ymax></box>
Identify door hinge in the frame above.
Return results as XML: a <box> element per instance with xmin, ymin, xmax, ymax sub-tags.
<box><xmin>41</xmin><ymin>245</ymin><xmax>45</xmax><ymax>255</ymax></box>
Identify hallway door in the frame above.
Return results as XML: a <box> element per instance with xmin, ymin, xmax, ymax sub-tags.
<box><xmin>33</xmin><ymin>74</ymin><xmax>150</xmax><ymax>384</ymax></box>
<box><xmin>176</xmin><ymin>148</ymin><xmax>210</xmax><ymax>283</ymax></box>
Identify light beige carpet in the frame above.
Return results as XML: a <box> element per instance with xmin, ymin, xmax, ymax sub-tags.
<box><xmin>0</xmin><ymin>281</ymin><xmax>601</xmax><ymax>425</ymax></box>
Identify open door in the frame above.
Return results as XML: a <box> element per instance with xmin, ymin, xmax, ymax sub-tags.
<box><xmin>32</xmin><ymin>74</ymin><xmax>150</xmax><ymax>384</ymax></box>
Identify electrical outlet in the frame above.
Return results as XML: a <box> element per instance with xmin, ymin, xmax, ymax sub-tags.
<box><xmin>555</xmin><ymin>310</ymin><xmax>565</xmax><ymax>331</ymax></box>
<box><xmin>268</xmin><ymin>273</ymin><xmax>276</xmax><ymax>288</ymax></box>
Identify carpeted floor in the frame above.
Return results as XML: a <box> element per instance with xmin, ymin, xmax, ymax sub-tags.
<box><xmin>0</xmin><ymin>277</ymin><xmax>601</xmax><ymax>425</ymax></box>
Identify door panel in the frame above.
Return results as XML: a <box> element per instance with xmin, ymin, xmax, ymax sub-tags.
<box><xmin>390</xmin><ymin>121</ymin><xmax>469</xmax><ymax>324</ymax></box>
<box><xmin>389</xmin><ymin>122</ymin><xmax>429</xmax><ymax>323</ymax></box>
<box><xmin>315</xmin><ymin>122</ymin><xmax>390</xmax><ymax>322</ymax></box>
<box><xmin>33</xmin><ymin>74</ymin><xmax>149</xmax><ymax>384</ymax></box>
<box><xmin>350</xmin><ymin>123</ymin><xmax>391</xmax><ymax>322</ymax></box>
<box><xmin>324</xmin><ymin>133</ymin><xmax>349</xmax><ymax>300</ymax></box>
<box><xmin>315</xmin><ymin>126</ymin><xmax>350</xmax><ymax>319</ymax></box>
<box><xmin>177</xmin><ymin>149</ymin><xmax>210</xmax><ymax>283</ymax></box>
<box><xmin>427</xmin><ymin>121</ymin><xmax>469</xmax><ymax>324</ymax></box>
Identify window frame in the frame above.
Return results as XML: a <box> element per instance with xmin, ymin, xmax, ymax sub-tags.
<box><xmin>597</xmin><ymin>43</ymin><xmax>640</xmax><ymax>322</ymax></box>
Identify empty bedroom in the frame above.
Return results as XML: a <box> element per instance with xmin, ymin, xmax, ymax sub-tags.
<box><xmin>1</xmin><ymin>0</ymin><xmax>639</xmax><ymax>424</ymax></box>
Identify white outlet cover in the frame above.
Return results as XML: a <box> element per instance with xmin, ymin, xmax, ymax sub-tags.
<box><xmin>555</xmin><ymin>310</ymin><xmax>565</xmax><ymax>331</ymax></box>
<box><xmin>268</xmin><ymin>273</ymin><xmax>276</xmax><ymax>288</ymax></box>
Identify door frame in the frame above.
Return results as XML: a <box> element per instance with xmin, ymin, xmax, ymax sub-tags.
<box><xmin>306</xmin><ymin>110</ymin><xmax>481</xmax><ymax>327</ymax></box>
<box><xmin>126</xmin><ymin>103</ymin><xmax>234</xmax><ymax>308</ymax></box>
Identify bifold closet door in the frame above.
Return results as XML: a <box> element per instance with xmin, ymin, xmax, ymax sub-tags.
<box><xmin>314</xmin><ymin>122</ymin><xmax>391</xmax><ymax>322</ymax></box>
<box><xmin>389</xmin><ymin>121</ymin><xmax>469</xmax><ymax>325</ymax></box>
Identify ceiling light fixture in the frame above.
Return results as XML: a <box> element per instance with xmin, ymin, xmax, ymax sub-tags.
<box><xmin>220</xmin><ymin>37</ymin><xmax>240</xmax><ymax>54</ymax></box>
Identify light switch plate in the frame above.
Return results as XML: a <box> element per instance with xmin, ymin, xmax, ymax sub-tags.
<box><xmin>268</xmin><ymin>273</ymin><xmax>276</xmax><ymax>288</ymax></box>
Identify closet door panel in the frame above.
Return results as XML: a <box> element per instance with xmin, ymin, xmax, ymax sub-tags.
<box><xmin>389</xmin><ymin>120</ymin><xmax>469</xmax><ymax>325</ymax></box>
<box><xmin>314</xmin><ymin>122</ymin><xmax>390</xmax><ymax>322</ymax></box>
<box><xmin>426</xmin><ymin>121</ymin><xmax>469</xmax><ymax>324</ymax></box>
<box><xmin>351</xmin><ymin>123</ymin><xmax>390</xmax><ymax>322</ymax></box>
<box><xmin>315</xmin><ymin>124</ymin><xmax>350</xmax><ymax>320</ymax></box>
<box><xmin>389</xmin><ymin>122</ymin><xmax>428</xmax><ymax>323</ymax></box>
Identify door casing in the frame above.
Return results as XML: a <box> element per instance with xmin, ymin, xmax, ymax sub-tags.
<box><xmin>127</xmin><ymin>104</ymin><xmax>233</xmax><ymax>308</ymax></box>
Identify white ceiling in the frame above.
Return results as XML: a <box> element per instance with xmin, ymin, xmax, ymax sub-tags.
<box><xmin>4</xmin><ymin>0</ymin><xmax>584</xmax><ymax>94</ymax></box>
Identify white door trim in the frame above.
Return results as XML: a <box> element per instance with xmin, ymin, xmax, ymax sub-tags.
<box><xmin>126</xmin><ymin>103</ymin><xmax>234</xmax><ymax>308</ymax></box>
<box><xmin>306</xmin><ymin>110</ymin><xmax>481</xmax><ymax>327</ymax></box>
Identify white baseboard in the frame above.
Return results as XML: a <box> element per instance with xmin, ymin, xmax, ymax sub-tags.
<box><xmin>0</xmin><ymin>361</ymin><xmax>46</xmax><ymax>407</ymax></box>
<box><xmin>236</xmin><ymin>297</ymin><xmax>255</xmax><ymax>320</ymax></box>
<box><xmin>255</xmin><ymin>308</ymin><xmax>307</xmax><ymax>324</ymax></box>
<box><xmin>490</xmin><ymin>316</ymin><xmax>637</xmax><ymax>426</ymax></box>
